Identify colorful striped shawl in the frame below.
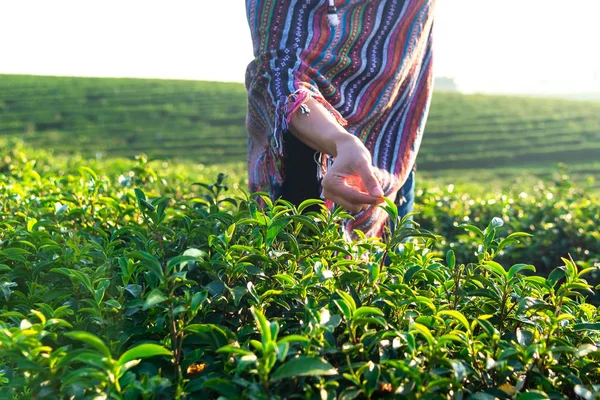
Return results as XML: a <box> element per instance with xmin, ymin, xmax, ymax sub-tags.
<box><xmin>245</xmin><ymin>0</ymin><xmax>436</xmax><ymax>239</ymax></box>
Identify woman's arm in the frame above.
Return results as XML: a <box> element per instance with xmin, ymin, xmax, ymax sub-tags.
<box><xmin>288</xmin><ymin>97</ymin><xmax>351</xmax><ymax>156</ymax></box>
<box><xmin>289</xmin><ymin>97</ymin><xmax>385</xmax><ymax>213</ymax></box>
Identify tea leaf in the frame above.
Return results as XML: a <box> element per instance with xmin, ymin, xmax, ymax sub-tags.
<box><xmin>483</xmin><ymin>261</ymin><xmax>507</xmax><ymax>279</ymax></box>
<box><xmin>572</xmin><ymin>323</ymin><xmax>600</xmax><ymax>332</ymax></box>
<box><xmin>508</xmin><ymin>264</ymin><xmax>536</xmax><ymax>280</ymax></box>
<box><xmin>271</xmin><ymin>357</ymin><xmax>337</xmax><ymax>381</ymax></box>
<box><xmin>65</xmin><ymin>331</ymin><xmax>112</xmax><ymax>359</ymax></box>
<box><xmin>118</xmin><ymin>344</ymin><xmax>172</xmax><ymax>366</ymax></box>
<box><xmin>143</xmin><ymin>289</ymin><xmax>167</xmax><ymax>310</ymax></box>
<box><xmin>438</xmin><ymin>310</ymin><xmax>471</xmax><ymax>333</ymax></box>
<box><xmin>266</xmin><ymin>218</ymin><xmax>290</xmax><ymax>247</ymax></box>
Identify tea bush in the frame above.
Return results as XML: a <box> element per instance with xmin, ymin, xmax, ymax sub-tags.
<box><xmin>1</xmin><ymin>142</ymin><xmax>599</xmax><ymax>399</ymax></box>
<box><xmin>417</xmin><ymin>177</ymin><xmax>600</xmax><ymax>301</ymax></box>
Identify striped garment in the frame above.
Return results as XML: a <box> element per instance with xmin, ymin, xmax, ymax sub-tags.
<box><xmin>245</xmin><ymin>0</ymin><xmax>436</xmax><ymax>239</ymax></box>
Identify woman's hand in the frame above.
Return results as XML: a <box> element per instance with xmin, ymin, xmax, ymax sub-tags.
<box><xmin>289</xmin><ymin>97</ymin><xmax>384</xmax><ymax>213</ymax></box>
<box><xmin>322</xmin><ymin>135</ymin><xmax>385</xmax><ymax>213</ymax></box>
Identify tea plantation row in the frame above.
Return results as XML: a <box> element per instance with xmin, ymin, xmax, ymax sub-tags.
<box><xmin>1</xmin><ymin>141</ymin><xmax>599</xmax><ymax>399</ymax></box>
<box><xmin>1</xmin><ymin>74</ymin><xmax>599</xmax><ymax>188</ymax></box>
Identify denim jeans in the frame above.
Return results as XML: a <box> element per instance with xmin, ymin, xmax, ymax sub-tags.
<box><xmin>397</xmin><ymin>168</ymin><xmax>416</xmax><ymax>219</ymax></box>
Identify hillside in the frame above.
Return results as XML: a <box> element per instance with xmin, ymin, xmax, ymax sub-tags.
<box><xmin>1</xmin><ymin>74</ymin><xmax>599</xmax><ymax>186</ymax></box>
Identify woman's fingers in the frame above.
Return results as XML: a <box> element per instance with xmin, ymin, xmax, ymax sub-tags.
<box><xmin>323</xmin><ymin>173</ymin><xmax>386</xmax><ymax>213</ymax></box>
<box><xmin>323</xmin><ymin>175</ymin><xmax>382</xmax><ymax>204</ymax></box>
<box><xmin>357</xmin><ymin>162</ymin><xmax>384</xmax><ymax>197</ymax></box>
<box><xmin>320</xmin><ymin>141</ymin><xmax>386</xmax><ymax>212</ymax></box>
<box><xmin>324</xmin><ymin>189</ymin><xmax>384</xmax><ymax>214</ymax></box>
<box><xmin>322</xmin><ymin>190</ymin><xmax>364</xmax><ymax>214</ymax></box>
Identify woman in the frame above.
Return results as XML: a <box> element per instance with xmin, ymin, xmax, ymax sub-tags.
<box><xmin>245</xmin><ymin>0</ymin><xmax>436</xmax><ymax>239</ymax></box>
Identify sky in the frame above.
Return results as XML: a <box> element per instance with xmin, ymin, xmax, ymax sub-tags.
<box><xmin>1</xmin><ymin>0</ymin><xmax>599</xmax><ymax>94</ymax></box>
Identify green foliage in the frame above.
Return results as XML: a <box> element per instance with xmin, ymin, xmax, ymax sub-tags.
<box><xmin>1</xmin><ymin>74</ymin><xmax>599</xmax><ymax>187</ymax></box>
<box><xmin>1</xmin><ymin>144</ymin><xmax>599</xmax><ymax>399</ymax></box>
<box><xmin>417</xmin><ymin>177</ymin><xmax>600</xmax><ymax>299</ymax></box>
<box><xmin>0</xmin><ymin>75</ymin><xmax>248</xmax><ymax>165</ymax></box>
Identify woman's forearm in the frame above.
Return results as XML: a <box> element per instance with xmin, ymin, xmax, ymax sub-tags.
<box><xmin>288</xmin><ymin>97</ymin><xmax>384</xmax><ymax>210</ymax></box>
<box><xmin>288</xmin><ymin>97</ymin><xmax>359</xmax><ymax>156</ymax></box>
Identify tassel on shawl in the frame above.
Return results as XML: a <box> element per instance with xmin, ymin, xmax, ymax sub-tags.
<box><xmin>268</xmin><ymin>89</ymin><xmax>319</xmax><ymax>187</ymax></box>
<box><xmin>327</xmin><ymin>0</ymin><xmax>340</xmax><ymax>27</ymax></box>
<box><xmin>270</xmin><ymin>85</ymin><xmax>347</xmax><ymax>193</ymax></box>
<box><xmin>272</xmin><ymin>89</ymin><xmax>311</xmax><ymax>158</ymax></box>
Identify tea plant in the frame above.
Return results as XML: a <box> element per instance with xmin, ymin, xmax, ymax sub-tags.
<box><xmin>1</xmin><ymin>144</ymin><xmax>599</xmax><ymax>399</ymax></box>
<box><xmin>417</xmin><ymin>174</ymin><xmax>600</xmax><ymax>304</ymax></box>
